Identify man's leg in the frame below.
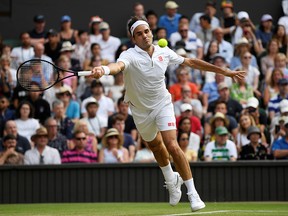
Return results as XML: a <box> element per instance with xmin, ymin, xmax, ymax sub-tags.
<box><xmin>161</xmin><ymin>129</ymin><xmax>205</xmax><ymax>212</ymax></box>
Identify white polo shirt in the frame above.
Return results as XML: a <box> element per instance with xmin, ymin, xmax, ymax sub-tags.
<box><xmin>118</xmin><ymin>45</ymin><xmax>184</xmax><ymax>110</ymax></box>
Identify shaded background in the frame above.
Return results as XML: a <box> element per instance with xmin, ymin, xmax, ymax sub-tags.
<box><xmin>0</xmin><ymin>0</ymin><xmax>284</xmax><ymax>41</ymax></box>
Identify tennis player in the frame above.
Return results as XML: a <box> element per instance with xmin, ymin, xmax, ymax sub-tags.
<box><xmin>92</xmin><ymin>16</ymin><xmax>245</xmax><ymax>212</ymax></box>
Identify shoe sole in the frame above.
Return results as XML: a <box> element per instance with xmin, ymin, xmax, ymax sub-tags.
<box><xmin>192</xmin><ymin>203</ymin><xmax>206</xmax><ymax>212</ymax></box>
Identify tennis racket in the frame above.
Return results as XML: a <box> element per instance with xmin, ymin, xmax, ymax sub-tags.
<box><xmin>16</xmin><ymin>59</ymin><xmax>92</xmax><ymax>91</ymax></box>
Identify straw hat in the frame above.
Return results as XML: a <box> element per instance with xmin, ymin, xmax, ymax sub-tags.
<box><xmin>210</xmin><ymin>112</ymin><xmax>229</xmax><ymax>127</ymax></box>
<box><xmin>101</xmin><ymin>128</ymin><xmax>123</xmax><ymax>147</ymax></box>
<box><xmin>31</xmin><ymin>127</ymin><xmax>48</xmax><ymax>141</ymax></box>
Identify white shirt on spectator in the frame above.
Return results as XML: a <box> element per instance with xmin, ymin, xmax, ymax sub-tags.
<box><xmin>10</xmin><ymin>47</ymin><xmax>35</xmax><ymax>69</ymax></box>
<box><xmin>15</xmin><ymin>118</ymin><xmax>40</xmax><ymax>142</ymax></box>
<box><xmin>97</xmin><ymin>36</ymin><xmax>121</xmax><ymax>63</ymax></box>
<box><xmin>189</xmin><ymin>13</ymin><xmax>220</xmax><ymax>34</ymax></box>
<box><xmin>24</xmin><ymin>146</ymin><xmax>61</xmax><ymax>165</ymax></box>
<box><xmin>81</xmin><ymin>116</ymin><xmax>107</xmax><ymax>137</ymax></box>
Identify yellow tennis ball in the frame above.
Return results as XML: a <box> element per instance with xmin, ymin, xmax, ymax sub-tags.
<box><xmin>158</xmin><ymin>38</ymin><xmax>168</xmax><ymax>48</ymax></box>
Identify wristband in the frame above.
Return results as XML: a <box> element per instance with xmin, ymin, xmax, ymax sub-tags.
<box><xmin>102</xmin><ymin>66</ymin><xmax>110</xmax><ymax>75</ymax></box>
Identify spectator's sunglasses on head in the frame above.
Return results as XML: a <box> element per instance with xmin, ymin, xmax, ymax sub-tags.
<box><xmin>247</xmin><ymin>107</ymin><xmax>257</xmax><ymax>113</ymax></box>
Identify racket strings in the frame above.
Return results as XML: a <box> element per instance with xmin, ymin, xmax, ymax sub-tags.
<box><xmin>17</xmin><ymin>60</ymin><xmax>58</xmax><ymax>91</ymax></box>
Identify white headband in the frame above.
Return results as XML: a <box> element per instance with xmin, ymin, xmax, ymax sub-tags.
<box><xmin>130</xmin><ymin>20</ymin><xmax>149</xmax><ymax>36</ymax></box>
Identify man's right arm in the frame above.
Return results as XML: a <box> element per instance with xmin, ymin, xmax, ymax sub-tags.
<box><xmin>92</xmin><ymin>61</ymin><xmax>125</xmax><ymax>79</ymax></box>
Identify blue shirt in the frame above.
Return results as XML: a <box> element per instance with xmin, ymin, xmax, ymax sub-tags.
<box><xmin>202</xmin><ymin>82</ymin><xmax>219</xmax><ymax>103</ymax></box>
<box><xmin>66</xmin><ymin>100</ymin><xmax>80</xmax><ymax>119</ymax></box>
<box><xmin>272</xmin><ymin>137</ymin><xmax>288</xmax><ymax>159</ymax></box>
<box><xmin>158</xmin><ymin>13</ymin><xmax>182</xmax><ymax>38</ymax></box>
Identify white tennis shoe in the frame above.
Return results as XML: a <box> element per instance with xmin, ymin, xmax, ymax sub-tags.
<box><xmin>164</xmin><ymin>172</ymin><xmax>183</xmax><ymax>206</ymax></box>
<box><xmin>188</xmin><ymin>192</ymin><xmax>206</xmax><ymax>212</ymax></box>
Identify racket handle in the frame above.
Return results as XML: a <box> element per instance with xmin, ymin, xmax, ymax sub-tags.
<box><xmin>78</xmin><ymin>71</ymin><xmax>92</xmax><ymax>76</ymax></box>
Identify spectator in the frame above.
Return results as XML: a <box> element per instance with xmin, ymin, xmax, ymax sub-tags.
<box><xmin>81</xmin><ymin>80</ymin><xmax>115</xmax><ymax>123</ymax></box>
<box><xmin>208</xmin><ymin>27</ymin><xmax>234</xmax><ymax>64</ymax></box>
<box><xmin>260</xmin><ymin>38</ymin><xmax>279</xmax><ymax>79</ymax></box>
<box><xmin>219</xmin><ymin>0</ymin><xmax>237</xmax><ymax>43</ymax></box>
<box><xmin>24</xmin><ymin>127</ymin><xmax>61</xmax><ymax>164</ymax></box>
<box><xmin>196</xmin><ymin>14</ymin><xmax>214</xmax><ymax>45</ymax></box>
<box><xmin>44</xmin><ymin>29</ymin><xmax>62</xmax><ymax>62</ymax></box>
<box><xmin>234</xmin><ymin>51</ymin><xmax>261</xmax><ymax>97</ymax></box>
<box><xmin>26</xmin><ymin>83</ymin><xmax>51</xmax><ymax>125</ymax></box>
<box><xmin>203</xmin><ymin>40</ymin><xmax>219</xmax><ymax>63</ymax></box>
<box><xmin>277</xmin><ymin>0</ymin><xmax>288</xmax><ymax>35</ymax></box>
<box><xmin>230</xmin><ymin>37</ymin><xmax>258</xmax><ymax>70</ymax></box>
<box><xmin>110</xmin><ymin>113</ymin><xmax>136</xmax><ymax>162</ymax></box>
<box><xmin>176</xmin><ymin>131</ymin><xmax>198</xmax><ymax>162</ymax></box>
<box><xmin>173</xmin><ymin>84</ymin><xmax>203</xmax><ymax>119</ymax></box>
<box><xmin>55</xmin><ymin>85</ymin><xmax>80</xmax><ymax>122</ymax></box>
<box><xmin>89</xmin><ymin>16</ymin><xmax>103</xmax><ymax>44</ymax></box>
<box><xmin>172</xmin><ymin>23</ymin><xmax>203</xmax><ymax>59</ymax></box>
<box><xmin>204</xmin><ymin>126</ymin><xmax>237</xmax><ymax>161</ymax></box>
<box><xmin>98</xmin><ymin>22</ymin><xmax>121</xmax><ymax>63</ymax></box>
<box><xmin>28</xmin><ymin>15</ymin><xmax>47</xmax><ymax>46</ymax></box>
<box><xmin>10</xmin><ymin>32</ymin><xmax>34</xmax><ymax>70</ymax></box>
<box><xmin>81</xmin><ymin>97</ymin><xmax>107</xmax><ymax>143</ymax></box>
<box><xmin>52</xmin><ymin>99</ymin><xmax>74</xmax><ymax>140</ymax></box>
<box><xmin>108</xmin><ymin>97</ymin><xmax>138</xmax><ymax>141</ymax></box>
<box><xmin>145</xmin><ymin>10</ymin><xmax>158</xmax><ymax>38</ymax></box>
<box><xmin>176</xmin><ymin>103</ymin><xmax>202</xmax><ymax>139</ymax></box>
<box><xmin>59</xmin><ymin>41</ymin><xmax>82</xmax><ymax>72</ymax></box>
<box><xmin>0</xmin><ymin>54</ymin><xmax>16</xmax><ymax>90</ymax></box>
<box><xmin>72</xmin><ymin>30</ymin><xmax>91</xmax><ymax>67</ymax></box>
<box><xmin>59</xmin><ymin>15</ymin><xmax>79</xmax><ymax>44</ymax></box>
<box><xmin>207</xmin><ymin>81</ymin><xmax>243</xmax><ymax>119</ymax></box>
<box><xmin>263</xmin><ymin>68</ymin><xmax>284</xmax><ymax>108</ymax></box>
<box><xmin>239</xmin><ymin>126</ymin><xmax>270</xmax><ymax>160</ymax></box>
<box><xmin>256</xmin><ymin>14</ymin><xmax>274</xmax><ymax>49</ymax></box>
<box><xmin>271</xmin><ymin>118</ymin><xmax>288</xmax><ymax>159</ymax></box>
<box><xmin>189</xmin><ymin>0</ymin><xmax>220</xmax><ymax>34</ymax></box>
<box><xmin>0</xmin><ymin>96</ymin><xmax>15</xmax><ymax>137</ymax></box>
<box><xmin>236</xmin><ymin>112</ymin><xmax>257</xmax><ymax>151</ymax></box>
<box><xmin>0</xmin><ymin>134</ymin><xmax>24</xmax><ymax>165</ymax></box>
<box><xmin>107</xmin><ymin>71</ymin><xmax>125</xmax><ymax>103</ymax></box>
<box><xmin>177</xmin><ymin>117</ymin><xmax>200</xmax><ymax>156</ymax></box>
<box><xmin>272</xmin><ymin>24</ymin><xmax>288</xmax><ymax>55</ymax></box>
<box><xmin>98</xmin><ymin>128</ymin><xmax>129</xmax><ymax>163</ymax></box>
<box><xmin>14</xmin><ymin>101</ymin><xmax>40</xmax><ymax>143</ymax></box>
<box><xmin>229</xmin><ymin>73</ymin><xmax>254</xmax><ymax>108</ymax></box>
<box><xmin>61</xmin><ymin>130</ymin><xmax>97</xmax><ymax>163</ymax></box>
<box><xmin>158</xmin><ymin>1</ymin><xmax>182</xmax><ymax>38</ymax></box>
<box><xmin>0</xmin><ymin>120</ymin><xmax>31</xmax><ymax>154</ymax></box>
<box><xmin>72</xmin><ymin>119</ymin><xmax>98</xmax><ymax>153</ymax></box>
<box><xmin>266</xmin><ymin>53</ymin><xmax>288</xmax><ymax>83</ymax></box>
<box><xmin>203</xmin><ymin>112</ymin><xmax>234</xmax><ymax>147</ymax></box>
<box><xmin>134</xmin><ymin>136</ymin><xmax>156</xmax><ymax>163</ymax></box>
<box><xmin>268</xmin><ymin>78</ymin><xmax>288</xmax><ymax>120</ymax></box>
<box><xmin>45</xmin><ymin>117</ymin><xmax>68</xmax><ymax>156</ymax></box>
<box><xmin>169</xmin><ymin>65</ymin><xmax>199</xmax><ymax>102</ymax></box>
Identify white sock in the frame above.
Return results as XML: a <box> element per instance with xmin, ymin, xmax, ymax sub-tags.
<box><xmin>160</xmin><ymin>163</ymin><xmax>175</xmax><ymax>183</ymax></box>
<box><xmin>184</xmin><ymin>178</ymin><xmax>197</xmax><ymax>194</ymax></box>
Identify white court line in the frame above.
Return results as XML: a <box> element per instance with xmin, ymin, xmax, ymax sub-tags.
<box><xmin>160</xmin><ymin>210</ymin><xmax>286</xmax><ymax>216</ymax></box>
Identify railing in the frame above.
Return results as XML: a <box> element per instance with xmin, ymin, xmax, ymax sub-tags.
<box><xmin>0</xmin><ymin>161</ymin><xmax>287</xmax><ymax>203</ymax></box>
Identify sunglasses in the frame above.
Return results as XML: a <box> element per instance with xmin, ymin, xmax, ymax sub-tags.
<box><xmin>243</xmin><ymin>56</ymin><xmax>252</xmax><ymax>59</ymax></box>
<box><xmin>247</xmin><ymin>107</ymin><xmax>257</xmax><ymax>113</ymax></box>
<box><xmin>108</xmin><ymin>135</ymin><xmax>118</xmax><ymax>139</ymax></box>
<box><xmin>180</xmin><ymin>29</ymin><xmax>188</xmax><ymax>32</ymax></box>
<box><xmin>75</xmin><ymin>137</ymin><xmax>86</xmax><ymax>141</ymax></box>
<box><xmin>180</xmin><ymin>138</ymin><xmax>189</xmax><ymax>141</ymax></box>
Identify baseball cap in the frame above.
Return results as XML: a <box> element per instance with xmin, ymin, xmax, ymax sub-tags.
<box><xmin>215</xmin><ymin>126</ymin><xmax>228</xmax><ymax>135</ymax></box>
<box><xmin>246</xmin><ymin>97</ymin><xmax>259</xmax><ymax>109</ymax></box>
<box><xmin>34</xmin><ymin>15</ymin><xmax>45</xmax><ymax>23</ymax></box>
<box><xmin>165</xmin><ymin>1</ymin><xmax>179</xmax><ymax>9</ymax></box>
<box><xmin>238</xmin><ymin>11</ymin><xmax>249</xmax><ymax>20</ymax></box>
<box><xmin>217</xmin><ymin>82</ymin><xmax>228</xmax><ymax>90</ymax></box>
<box><xmin>211</xmin><ymin>53</ymin><xmax>226</xmax><ymax>63</ymax></box>
<box><xmin>180</xmin><ymin>103</ymin><xmax>192</xmax><ymax>112</ymax></box>
<box><xmin>99</xmin><ymin>22</ymin><xmax>110</xmax><ymax>30</ymax></box>
<box><xmin>261</xmin><ymin>14</ymin><xmax>273</xmax><ymax>22</ymax></box>
<box><xmin>247</xmin><ymin>126</ymin><xmax>261</xmax><ymax>140</ymax></box>
<box><xmin>90</xmin><ymin>16</ymin><xmax>103</xmax><ymax>24</ymax></box>
<box><xmin>60</xmin><ymin>41</ymin><xmax>75</xmax><ymax>52</ymax></box>
<box><xmin>278</xmin><ymin>78</ymin><xmax>288</xmax><ymax>85</ymax></box>
<box><xmin>61</xmin><ymin>15</ymin><xmax>71</xmax><ymax>23</ymax></box>
<box><xmin>235</xmin><ymin>37</ymin><xmax>249</xmax><ymax>46</ymax></box>
<box><xmin>206</xmin><ymin>0</ymin><xmax>216</xmax><ymax>8</ymax></box>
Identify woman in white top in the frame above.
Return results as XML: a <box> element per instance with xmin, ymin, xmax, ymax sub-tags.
<box><xmin>98</xmin><ymin>128</ymin><xmax>129</xmax><ymax>163</ymax></box>
<box><xmin>14</xmin><ymin>101</ymin><xmax>40</xmax><ymax>144</ymax></box>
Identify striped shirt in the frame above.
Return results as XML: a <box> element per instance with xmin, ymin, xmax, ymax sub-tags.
<box><xmin>268</xmin><ymin>95</ymin><xmax>288</xmax><ymax>116</ymax></box>
<box><xmin>204</xmin><ymin>140</ymin><xmax>237</xmax><ymax>161</ymax></box>
<box><xmin>61</xmin><ymin>149</ymin><xmax>97</xmax><ymax>164</ymax></box>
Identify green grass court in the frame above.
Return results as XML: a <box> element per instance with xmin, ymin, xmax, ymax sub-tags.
<box><xmin>0</xmin><ymin>202</ymin><xmax>287</xmax><ymax>216</ymax></box>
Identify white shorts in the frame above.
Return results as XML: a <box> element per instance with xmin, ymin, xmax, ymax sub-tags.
<box><xmin>129</xmin><ymin>102</ymin><xmax>176</xmax><ymax>142</ymax></box>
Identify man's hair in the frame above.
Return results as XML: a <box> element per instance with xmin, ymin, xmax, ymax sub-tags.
<box><xmin>127</xmin><ymin>15</ymin><xmax>148</xmax><ymax>36</ymax></box>
<box><xmin>52</xmin><ymin>99</ymin><xmax>64</xmax><ymax>109</ymax></box>
<box><xmin>111</xmin><ymin>113</ymin><xmax>125</xmax><ymax>125</ymax></box>
<box><xmin>200</xmin><ymin>14</ymin><xmax>211</xmax><ymax>24</ymax></box>
<box><xmin>117</xmin><ymin>96</ymin><xmax>125</xmax><ymax>106</ymax></box>
<box><xmin>215</xmin><ymin>99</ymin><xmax>227</xmax><ymax>109</ymax></box>
<box><xmin>145</xmin><ymin>10</ymin><xmax>158</xmax><ymax>18</ymax></box>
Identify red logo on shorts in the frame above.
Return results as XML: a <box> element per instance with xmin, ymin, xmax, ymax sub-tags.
<box><xmin>158</xmin><ymin>56</ymin><xmax>163</xmax><ymax>61</ymax></box>
<box><xmin>168</xmin><ymin>122</ymin><xmax>175</xmax><ymax>127</ymax></box>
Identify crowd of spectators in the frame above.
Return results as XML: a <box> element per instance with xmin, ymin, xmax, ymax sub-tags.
<box><xmin>1</xmin><ymin>0</ymin><xmax>288</xmax><ymax>165</ymax></box>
